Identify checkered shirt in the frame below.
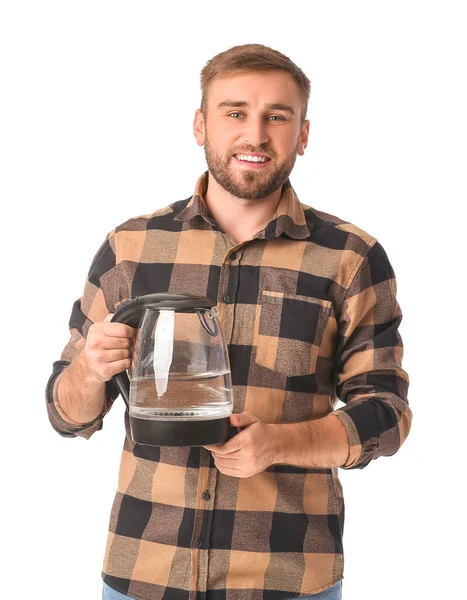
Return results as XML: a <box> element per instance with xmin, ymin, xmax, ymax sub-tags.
<box><xmin>46</xmin><ymin>171</ymin><xmax>412</xmax><ymax>600</ymax></box>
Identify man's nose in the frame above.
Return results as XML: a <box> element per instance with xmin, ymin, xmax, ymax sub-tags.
<box><xmin>243</xmin><ymin>117</ymin><xmax>269</xmax><ymax>147</ymax></box>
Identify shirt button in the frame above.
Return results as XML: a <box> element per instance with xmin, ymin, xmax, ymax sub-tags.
<box><xmin>230</xmin><ymin>253</ymin><xmax>237</xmax><ymax>261</ymax></box>
<box><xmin>223</xmin><ymin>295</ymin><xmax>232</xmax><ymax>304</ymax></box>
<box><xmin>202</xmin><ymin>491</ymin><xmax>211</xmax><ymax>501</ymax></box>
<box><xmin>196</xmin><ymin>539</ymin><xmax>204</xmax><ymax>549</ymax></box>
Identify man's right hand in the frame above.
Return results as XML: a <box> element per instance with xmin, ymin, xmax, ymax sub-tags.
<box><xmin>56</xmin><ymin>316</ymin><xmax>137</xmax><ymax>425</ymax></box>
<box><xmin>82</xmin><ymin>315</ymin><xmax>137</xmax><ymax>383</ymax></box>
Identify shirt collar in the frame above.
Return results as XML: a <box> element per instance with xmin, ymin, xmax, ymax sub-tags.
<box><xmin>175</xmin><ymin>171</ymin><xmax>312</xmax><ymax>240</ymax></box>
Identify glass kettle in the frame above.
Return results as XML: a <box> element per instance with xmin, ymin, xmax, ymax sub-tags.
<box><xmin>111</xmin><ymin>293</ymin><xmax>235</xmax><ymax>447</ymax></box>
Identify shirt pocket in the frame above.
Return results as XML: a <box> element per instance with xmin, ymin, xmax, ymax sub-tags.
<box><xmin>255</xmin><ymin>290</ymin><xmax>333</xmax><ymax>377</ymax></box>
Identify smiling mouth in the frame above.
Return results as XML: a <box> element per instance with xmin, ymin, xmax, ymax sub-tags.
<box><xmin>233</xmin><ymin>153</ymin><xmax>272</xmax><ymax>166</ymax></box>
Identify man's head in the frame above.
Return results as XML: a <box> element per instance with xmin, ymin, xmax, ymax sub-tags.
<box><xmin>193</xmin><ymin>44</ymin><xmax>311</xmax><ymax>200</ymax></box>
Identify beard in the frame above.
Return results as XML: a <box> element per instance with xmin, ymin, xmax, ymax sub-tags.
<box><xmin>203</xmin><ymin>133</ymin><xmax>300</xmax><ymax>201</ymax></box>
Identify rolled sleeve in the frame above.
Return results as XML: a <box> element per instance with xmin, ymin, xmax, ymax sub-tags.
<box><xmin>45</xmin><ymin>360</ymin><xmax>119</xmax><ymax>439</ymax></box>
<box><xmin>332</xmin><ymin>241</ymin><xmax>412</xmax><ymax>469</ymax></box>
<box><xmin>45</xmin><ymin>232</ymin><xmax>123</xmax><ymax>439</ymax></box>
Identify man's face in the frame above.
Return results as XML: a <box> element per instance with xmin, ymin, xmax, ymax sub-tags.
<box><xmin>194</xmin><ymin>71</ymin><xmax>309</xmax><ymax>200</ymax></box>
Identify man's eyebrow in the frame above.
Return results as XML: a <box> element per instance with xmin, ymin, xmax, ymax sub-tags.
<box><xmin>265</xmin><ymin>103</ymin><xmax>296</xmax><ymax>115</ymax></box>
<box><xmin>217</xmin><ymin>100</ymin><xmax>296</xmax><ymax>115</ymax></box>
<box><xmin>217</xmin><ymin>101</ymin><xmax>249</xmax><ymax>109</ymax></box>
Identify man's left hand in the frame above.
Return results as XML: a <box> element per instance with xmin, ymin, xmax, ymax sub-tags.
<box><xmin>204</xmin><ymin>412</ymin><xmax>281</xmax><ymax>478</ymax></box>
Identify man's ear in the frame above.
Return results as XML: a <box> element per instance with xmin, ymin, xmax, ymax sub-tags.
<box><xmin>297</xmin><ymin>119</ymin><xmax>310</xmax><ymax>156</ymax></box>
<box><xmin>193</xmin><ymin>109</ymin><xmax>206</xmax><ymax>146</ymax></box>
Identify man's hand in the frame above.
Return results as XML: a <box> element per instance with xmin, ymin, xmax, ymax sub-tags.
<box><xmin>83</xmin><ymin>314</ymin><xmax>136</xmax><ymax>383</ymax></box>
<box><xmin>204</xmin><ymin>412</ymin><xmax>281</xmax><ymax>478</ymax></box>
<box><xmin>56</xmin><ymin>314</ymin><xmax>137</xmax><ymax>425</ymax></box>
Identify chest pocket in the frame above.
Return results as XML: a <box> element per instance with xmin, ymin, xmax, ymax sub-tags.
<box><xmin>255</xmin><ymin>290</ymin><xmax>332</xmax><ymax>377</ymax></box>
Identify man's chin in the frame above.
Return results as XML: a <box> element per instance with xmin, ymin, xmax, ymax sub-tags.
<box><xmin>231</xmin><ymin>168</ymin><xmax>271</xmax><ymax>187</ymax></box>
<box><xmin>233</xmin><ymin>186</ymin><xmax>279</xmax><ymax>201</ymax></box>
<box><xmin>208</xmin><ymin>165</ymin><xmax>282</xmax><ymax>200</ymax></box>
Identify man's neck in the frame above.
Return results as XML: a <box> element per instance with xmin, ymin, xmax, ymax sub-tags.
<box><xmin>204</xmin><ymin>172</ymin><xmax>283</xmax><ymax>244</ymax></box>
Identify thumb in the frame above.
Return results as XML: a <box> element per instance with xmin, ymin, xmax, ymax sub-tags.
<box><xmin>230</xmin><ymin>412</ymin><xmax>259</xmax><ymax>428</ymax></box>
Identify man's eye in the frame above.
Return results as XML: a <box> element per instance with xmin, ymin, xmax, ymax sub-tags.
<box><xmin>228</xmin><ymin>112</ymin><xmax>243</xmax><ymax>118</ymax></box>
<box><xmin>269</xmin><ymin>115</ymin><xmax>285</xmax><ymax>121</ymax></box>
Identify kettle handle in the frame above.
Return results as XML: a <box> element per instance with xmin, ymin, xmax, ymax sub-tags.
<box><xmin>110</xmin><ymin>298</ymin><xmax>147</xmax><ymax>410</ymax></box>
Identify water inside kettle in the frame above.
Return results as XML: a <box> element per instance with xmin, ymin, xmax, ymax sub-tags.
<box><xmin>129</xmin><ymin>370</ymin><xmax>232</xmax><ymax>421</ymax></box>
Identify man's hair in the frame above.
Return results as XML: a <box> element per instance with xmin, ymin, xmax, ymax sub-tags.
<box><xmin>200</xmin><ymin>44</ymin><xmax>311</xmax><ymax>124</ymax></box>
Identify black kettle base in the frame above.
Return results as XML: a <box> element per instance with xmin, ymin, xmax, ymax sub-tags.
<box><xmin>130</xmin><ymin>415</ymin><xmax>237</xmax><ymax>447</ymax></box>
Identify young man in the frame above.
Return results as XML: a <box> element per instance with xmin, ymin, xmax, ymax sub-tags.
<box><xmin>46</xmin><ymin>44</ymin><xmax>412</xmax><ymax>600</ymax></box>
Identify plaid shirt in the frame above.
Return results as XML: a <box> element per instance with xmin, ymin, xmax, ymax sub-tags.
<box><xmin>46</xmin><ymin>171</ymin><xmax>411</xmax><ymax>600</ymax></box>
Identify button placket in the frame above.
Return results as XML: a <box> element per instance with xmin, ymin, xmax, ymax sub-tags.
<box><xmin>217</xmin><ymin>249</ymin><xmax>239</xmax><ymax>344</ymax></box>
<box><xmin>201</xmin><ymin>460</ymin><xmax>219</xmax><ymax>593</ymax></box>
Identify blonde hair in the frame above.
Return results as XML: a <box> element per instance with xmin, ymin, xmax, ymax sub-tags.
<box><xmin>200</xmin><ymin>44</ymin><xmax>311</xmax><ymax>124</ymax></box>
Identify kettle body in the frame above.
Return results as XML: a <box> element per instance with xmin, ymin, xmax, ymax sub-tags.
<box><xmin>111</xmin><ymin>293</ymin><xmax>236</xmax><ymax>447</ymax></box>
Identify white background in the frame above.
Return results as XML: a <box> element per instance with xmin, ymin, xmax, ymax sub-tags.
<box><xmin>1</xmin><ymin>1</ymin><xmax>466</xmax><ymax>599</ymax></box>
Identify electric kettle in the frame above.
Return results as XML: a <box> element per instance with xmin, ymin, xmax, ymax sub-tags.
<box><xmin>111</xmin><ymin>293</ymin><xmax>235</xmax><ymax>447</ymax></box>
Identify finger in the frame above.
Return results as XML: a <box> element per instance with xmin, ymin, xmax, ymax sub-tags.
<box><xmin>99</xmin><ymin>348</ymin><xmax>132</xmax><ymax>363</ymax></box>
<box><xmin>205</xmin><ymin>434</ymin><xmax>244</xmax><ymax>455</ymax></box>
<box><xmin>230</xmin><ymin>412</ymin><xmax>258</xmax><ymax>428</ymax></box>
<box><xmin>104</xmin><ymin>314</ymin><xmax>113</xmax><ymax>322</ymax></box>
<box><xmin>213</xmin><ymin>458</ymin><xmax>241</xmax><ymax>471</ymax></box>
<box><xmin>217</xmin><ymin>470</ymin><xmax>244</xmax><ymax>479</ymax></box>
<box><xmin>101</xmin><ymin>323</ymin><xmax>137</xmax><ymax>338</ymax></box>
<box><xmin>204</xmin><ymin>443</ymin><xmax>225</xmax><ymax>452</ymax></box>
<box><xmin>99</xmin><ymin>358</ymin><xmax>132</xmax><ymax>380</ymax></box>
<box><xmin>212</xmin><ymin>452</ymin><xmax>240</xmax><ymax>464</ymax></box>
<box><xmin>100</xmin><ymin>336</ymin><xmax>134</xmax><ymax>350</ymax></box>
<box><xmin>109</xmin><ymin>358</ymin><xmax>132</xmax><ymax>377</ymax></box>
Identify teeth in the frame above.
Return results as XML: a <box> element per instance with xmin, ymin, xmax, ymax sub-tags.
<box><xmin>236</xmin><ymin>154</ymin><xmax>268</xmax><ymax>163</ymax></box>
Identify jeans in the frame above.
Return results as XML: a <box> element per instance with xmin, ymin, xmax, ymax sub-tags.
<box><xmin>102</xmin><ymin>583</ymin><xmax>128</xmax><ymax>599</ymax></box>
<box><xmin>102</xmin><ymin>580</ymin><xmax>342</xmax><ymax>599</ymax></box>
<box><xmin>297</xmin><ymin>581</ymin><xmax>342</xmax><ymax>599</ymax></box>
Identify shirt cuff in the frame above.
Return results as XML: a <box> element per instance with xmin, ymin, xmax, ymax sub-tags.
<box><xmin>46</xmin><ymin>360</ymin><xmax>107</xmax><ymax>439</ymax></box>
<box><xmin>333</xmin><ymin>409</ymin><xmax>379</xmax><ymax>469</ymax></box>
